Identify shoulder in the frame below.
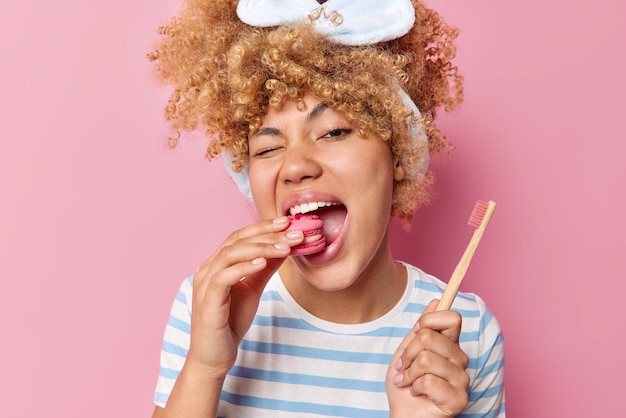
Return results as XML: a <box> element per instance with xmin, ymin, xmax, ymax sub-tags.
<box><xmin>403</xmin><ymin>262</ymin><xmax>492</xmax><ymax>308</ymax></box>
<box><xmin>401</xmin><ymin>261</ymin><xmax>503</xmax><ymax>339</ymax></box>
<box><xmin>172</xmin><ymin>274</ymin><xmax>194</xmax><ymax>311</ymax></box>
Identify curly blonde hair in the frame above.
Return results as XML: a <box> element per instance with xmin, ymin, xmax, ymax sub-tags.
<box><xmin>148</xmin><ymin>0</ymin><xmax>463</xmax><ymax>220</ymax></box>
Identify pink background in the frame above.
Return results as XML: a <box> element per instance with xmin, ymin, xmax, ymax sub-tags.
<box><xmin>1</xmin><ymin>0</ymin><xmax>624</xmax><ymax>416</ymax></box>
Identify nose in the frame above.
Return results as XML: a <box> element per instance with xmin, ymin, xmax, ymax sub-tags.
<box><xmin>279</xmin><ymin>144</ymin><xmax>323</xmax><ymax>184</ymax></box>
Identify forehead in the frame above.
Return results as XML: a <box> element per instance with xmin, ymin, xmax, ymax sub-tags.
<box><xmin>259</xmin><ymin>92</ymin><xmax>347</xmax><ymax>128</ymax></box>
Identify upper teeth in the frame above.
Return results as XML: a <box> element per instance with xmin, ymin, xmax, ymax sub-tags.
<box><xmin>289</xmin><ymin>201</ymin><xmax>338</xmax><ymax>215</ymax></box>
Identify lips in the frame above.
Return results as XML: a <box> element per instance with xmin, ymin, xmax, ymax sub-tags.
<box><xmin>283</xmin><ymin>193</ymin><xmax>348</xmax><ymax>254</ymax></box>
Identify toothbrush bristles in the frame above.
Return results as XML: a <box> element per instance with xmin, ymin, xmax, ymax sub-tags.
<box><xmin>468</xmin><ymin>200</ymin><xmax>490</xmax><ymax>228</ymax></box>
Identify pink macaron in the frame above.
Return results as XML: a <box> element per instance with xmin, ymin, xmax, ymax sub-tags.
<box><xmin>287</xmin><ymin>214</ymin><xmax>327</xmax><ymax>256</ymax></box>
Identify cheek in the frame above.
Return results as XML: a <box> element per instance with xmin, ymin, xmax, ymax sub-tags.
<box><xmin>249</xmin><ymin>164</ymin><xmax>278</xmax><ymax>215</ymax></box>
<box><xmin>343</xmin><ymin>147</ymin><xmax>394</xmax><ymax>187</ymax></box>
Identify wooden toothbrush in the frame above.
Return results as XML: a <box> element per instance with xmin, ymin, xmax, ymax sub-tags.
<box><xmin>436</xmin><ymin>200</ymin><xmax>497</xmax><ymax>311</ymax></box>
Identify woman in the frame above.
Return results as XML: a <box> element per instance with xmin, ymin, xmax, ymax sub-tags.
<box><xmin>149</xmin><ymin>1</ymin><xmax>505</xmax><ymax>416</ymax></box>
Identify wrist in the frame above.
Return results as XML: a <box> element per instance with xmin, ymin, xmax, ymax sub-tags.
<box><xmin>183</xmin><ymin>354</ymin><xmax>232</xmax><ymax>383</ymax></box>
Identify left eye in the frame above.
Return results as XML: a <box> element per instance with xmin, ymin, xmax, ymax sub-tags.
<box><xmin>322</xmin><ymin>128</ymin><xmax>352</xmax><ymax>139</ymax></box>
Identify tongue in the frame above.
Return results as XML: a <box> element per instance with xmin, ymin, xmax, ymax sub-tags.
<box><xmin>316</xmin><ymin>205</ymin><xmax>347</xmax><ymax>244</ymax></box>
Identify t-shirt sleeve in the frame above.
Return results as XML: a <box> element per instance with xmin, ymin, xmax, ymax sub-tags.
<box><xmin>153</xmin><ymin>276</ymin><xmax>193</xmax><ymax>408</ymax></box>
<box><xmin>461</xmin><ymin>294</ymin><xmax>506</xmax><ymax>417</ymax></box>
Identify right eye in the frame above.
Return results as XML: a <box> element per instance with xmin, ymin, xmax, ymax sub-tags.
<box><xmin>253</xmin><ymin>147</ymin><xmax>281</xmax><ymax>158</ymax></box>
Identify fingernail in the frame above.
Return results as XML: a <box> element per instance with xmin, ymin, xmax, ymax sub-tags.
<box><xmin>251</xmin><ymin>257</ymin><xmax>265</xmax><ymax>265</ymax></box>
<box><xmin>392</xmin><ymin>373</ymin><xmax>403</xmax><ymax>384</ymax></box>
<box><xmin>394</xmin><ymin>358</ymin><xmax>402</xmax><ymax>371</ymax></box>
<box><xmin>273</xmin><ymin>216</ymin><xmax>289</xmax><ymax>225</ymax></box>
<box><xmin>412</xmin><ymin>321</ymin><xmax>420</xmax><ymax>332</ymax></box>
<box><xmin>274</xmin><ymin>243</ymin><xmax>289</xmax><ymax>250</ymax></box>
<box><xmin>286</xmin><ymin>230</ymin><xmax>303</xmax><ymax>240</ymax></box>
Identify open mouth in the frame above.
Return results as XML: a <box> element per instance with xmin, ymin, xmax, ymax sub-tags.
<box><xmin>287</xmin><ymin>201</ymin><xmax>347</xmax><ymax>245</ymax></box>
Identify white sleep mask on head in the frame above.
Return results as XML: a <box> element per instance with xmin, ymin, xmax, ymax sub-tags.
<box><xmin>236</xmin><ymin>0</ymin><xmax>415</xmax><ymax>46</ymax></box>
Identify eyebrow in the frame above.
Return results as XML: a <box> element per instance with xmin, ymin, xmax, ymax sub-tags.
<box><xmin>253</xmin><ymin>126</ymin><xmax>281</xmax><ymax>137</ymax></box>
<box><xmin>252</xmin><ymin>101</ymin><xmax>329</xmax><ymax>138</ymax></box>
<box><xmin>306</xmin><ymin>102</ymin><xmax>329</xmax><ymax>124</ymax></box>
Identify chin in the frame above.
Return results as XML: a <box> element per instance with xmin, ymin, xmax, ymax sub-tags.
<box><xmin>291</xmin><ymin>257</ymin><xmax>364</xmax><ymax>292</ymax></box>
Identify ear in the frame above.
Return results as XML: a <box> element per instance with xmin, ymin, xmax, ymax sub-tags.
<box><xmin>393</xmin><ymin>156</ymin><xmax>405</xmax><ymax>181</ymax></box>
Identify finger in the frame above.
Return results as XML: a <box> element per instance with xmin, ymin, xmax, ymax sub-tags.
<box><xmin>231</xmin><ymin>226</ymin><xmax>305</xmax><ymax>249</ymax></box>
<box><xmin>228</xmin><ymin>267</ymin><xmax>277</xmax><ymax>339</ymax></box>
<box><xmin>239</xmin><ymin>257</ymin><xmax>283</xmax><ymax>295</ymax></box>
<box><xmin>409</xmin><ymin>373</ymin><xmax>469</xmax><ymax>416</ymax></box>
<box><xmin>394</xmin><ymin>300</ymin><xmax>468</xmax><ymax>371</ymax></box>
<box><xmin>393</xmin><ymin>332</ymin><xmax>469</xmax><ymax>390</ymax></box>
<box><xmin>195</xmin><ymin>242</ymin><xmax>290</xmax><ymax>291</ymax></box>
<box><xmin>222</xmin><ymin>216</ymin><xmax>290</xmax><ymax>246</ymax></box>
<box><xmin>418</xmin><ymin>308</ymin><xmax>463</xmax><ymax>343</ymax></box>
<box><xmin>389</xmin><ymin>299</ymin><xmax>440</xmax><ymax>384</ymax></box>
<box><xmin>197</xmin><ymin>228</ymin><xmax>305</xmax><ymax>277</ymax></box>
<box><xmin>397</xmin><ymin>347</ymin><xmax>469</xmax><ymax>389</ymax></box>
<box><xmin>191</xmin><ymin>256</ymin><xmax>278</xmax><ymax>331</ymax></box>
<box><xmin>399</xmin><ymin>328</ymin><xmax>468</xmax><ymax>371</ymax></box>
<box><xmin>390</xmin><ymin>324</ymin><xmax>419</xmax><ymax>379</ymax></box>
<box><xmin>198</xmin><ymin>228</ymin><xmax>303</xmax><ymax>277</ymax></box>
<box><xmin>423</xmin><ymin>299</ymin><xmax>439</xmax><ymax>314</ymax></box>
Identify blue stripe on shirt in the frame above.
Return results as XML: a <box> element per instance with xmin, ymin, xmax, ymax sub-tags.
<box><xmin>468</xmin><ymin>382</ymin><xmax>504</xmax><ymax>402</ymax></box>
<box><xmin>239</xmin><ymin>340</ymin><xmax>392</xmax><ymax>364</ymax></box>
<box><xmin>474</xmin><ymin>352</ymin><xmax>504</xmax><ymax>377</ymax></box>
<box><xmin>412</xmin><ymin>279</ymin><xmax>444</xmax><ymax>292</ymax></box>
<box><xmin>412</xmin><ymin>279</ymin><xmax>477</xmax><ymax>303</ymax></box>
<box><xmin>162</xmin><ymin>341</ymin><xmax>188</xmax><ymax>358</ymax></box>
<box><xmin>175</xmin><ymin>289</ymin><xmax>187</xmax><ymax>304</ymax></box>
<box><xmin>167</xmin><ymin>315</ymin><xmax>190</xmax><ymax>334</ymax></box>
<box><xmin>221</xmin><ymin>391</ymin><xmax>388</xmax><ymax>418</ymax></box>
<box><xmin>405</xmin><ymin>303</ymin><xmax>481</xmax><ymax>318</ymax></box>
<box><xmin>154</xmin><ymin>391</ymin><xmax>169</xmax><ymax>405</ymax></box>
<box><xmin>229</xmin><ymin>365</ymin><xmax>385</xmax><ymax>392</ymax></box>
<box><xmin>159</xmin><ymin>366</ymin><xmax>180</xmax><ymax>379</ymax></box>
<box><xmin>459</xmin><ymin>401</ymin><xmax>505</xmax><ymax>418</ymax></box>
<box><xmin>260</xmin><ymin>290</ymin><xmax>283</xmax><ymax>302</ymax></box>
<box><xmin>468</xmin><ymin>333</ymin><xmax>503</xmax><ymax>370</ymax></box>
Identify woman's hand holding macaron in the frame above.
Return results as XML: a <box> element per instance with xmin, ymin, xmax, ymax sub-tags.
<box><xmin>186</xmin><ymin>216</ymin><xmax>307</xmax><ymax>379</ymax></box>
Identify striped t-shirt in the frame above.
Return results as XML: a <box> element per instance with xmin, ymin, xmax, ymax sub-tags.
<box><xmin>154</xmin><ymin>262</ymin><xmax>505</xmax><ymax>417</ymax></box>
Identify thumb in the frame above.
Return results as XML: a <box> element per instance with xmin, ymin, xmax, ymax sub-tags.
<box><xmin>240</xmin><ymin>257</ymin><xmax>286</xmax><ymax>295</ymax></box>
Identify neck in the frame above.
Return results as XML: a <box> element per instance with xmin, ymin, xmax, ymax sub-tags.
<box><xmin>278</xmin><ymin>237</ymin><xmax>407</xmax><ymax>324</ymax></box>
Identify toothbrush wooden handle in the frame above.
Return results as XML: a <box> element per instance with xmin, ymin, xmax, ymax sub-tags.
<box><xmin>436</xmin><ymin>228</ymin><xmax>485</xmax><ymax>311</ymax></box>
